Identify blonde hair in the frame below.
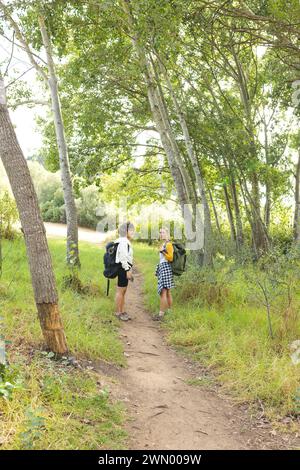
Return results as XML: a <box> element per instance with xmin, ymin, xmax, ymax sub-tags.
<box><xmin>160</xmin><ymin>227</ymin><xmax>170</xmax><ymax>238</ymax></box>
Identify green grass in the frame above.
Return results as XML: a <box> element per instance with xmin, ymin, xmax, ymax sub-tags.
<box><xmin>0</xmin><ymin>236</ymin><xmax>127</xmax><ymax>449</ymax></box>
<box><xmin>0</xmin><ymin>355</ymin><xmax>126</xmax><ymax>450</ymax></box>
<box><xmin>135</xmin><ymin>243</ymin><xmax>300</xmax><ymax>422</ymax></box>
<box><xmin>1</xmin><ymin>237</ymin><xmax>124</xmax><ymax>363</ymax></box>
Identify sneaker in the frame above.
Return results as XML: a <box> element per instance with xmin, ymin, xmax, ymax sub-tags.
<box><xmin>153</xmin><ymin>313</ymin><xmax>164</xmax><ymax>321</ymax></box>
<box><xmin>115</xmin><ymin>312</ymin><xmax>131</xmax><ymax>321</ymax></box>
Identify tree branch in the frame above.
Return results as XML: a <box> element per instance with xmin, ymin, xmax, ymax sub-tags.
<box><xmin>0</xmin><ymin>1</ymin><xmax>48</xmax><ymax>82</ymax></box>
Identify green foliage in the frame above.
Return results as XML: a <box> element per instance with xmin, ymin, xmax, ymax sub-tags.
<box><xmin>39</xmin><ymin>183</ymin><xmax>65</xmax><ymax>224</ymax></box>
<box><xmin>76</xmin><ymin>185</ymin><xmax>102</xmax><ymax>229</ymax></box>
<box><xmin>19</xmin><ymin>407</ymin><xmax>46</xmax><ymax>449</ymax></box>
<box><xmin>0</xmin><ymin>379</ymin><xmax>16</xmax><ymax>400</ymax></box>
<box><xmin>0</xmin><ymin>191</ymin><xmax>19</xmax><ymax>240</ymax></box>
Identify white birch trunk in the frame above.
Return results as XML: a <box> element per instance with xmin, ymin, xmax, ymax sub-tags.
<box><xmin>39</xmin><ymin>16</ymin><xmax>79</xmax><ymax>266</ymax></box>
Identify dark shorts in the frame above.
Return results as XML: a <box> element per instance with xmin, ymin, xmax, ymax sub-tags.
<box><xmin>117</xmin><ymin>267</ymin><xmax>129</xmax><ymax>288</ymax></box>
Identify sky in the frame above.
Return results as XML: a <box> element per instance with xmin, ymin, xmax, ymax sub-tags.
<box><xmin>10</xmin><ymin>101</ymin><xmax>44</xmax><ymax>157</ymax></box>
<box><xmin>0</xmin><ymin>33</ymin><xmax>45</xmax><ymax>157</ymax></box>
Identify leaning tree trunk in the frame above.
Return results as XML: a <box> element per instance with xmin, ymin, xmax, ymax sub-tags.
<box><xmin>120</xmin><ymin>0</ymin><xmax>192</xmax><ymax>212</ymax></box>
<box><xmin>39</xmin><ymin>16</ymin><xmax>79</xmax><ymax>267</ymax></box>
<box><xmin>0</xmin><ymin>75</ymin><xmax>68</xmax><ymax>354</ymax></box>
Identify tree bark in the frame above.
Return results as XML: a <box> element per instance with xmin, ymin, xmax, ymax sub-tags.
<box><xmin>0</xmin><ymin>75</ymin><xmax>68</xmax><ymax>354</ymax></box>
<box><xmin>208</xmin><ymin>187</ymin><xmax>222</xmax><ymax>236</ymax></box>
<box><xmin>223</xmin><ymin>183</ymin><xmax>236</xmax><ymax>244</ymax></box>
<box><xmin>230</xmin><ymin>175</ymin><xmax>244</xmax><ymax>249</ymax></box>
<box><xmin>39</xmin><ymin>16</ymin><xmax>79</xmax><ymax>267</ymax></box>
<box><xmin>294</xmin><ymin>150</ymin><xmax>300</xmax><ymax>243</ymax></box>
<box><xmin>262</xmin><ymin>113</ymin><xmax>271</xmax><ymax>229</ymax></box>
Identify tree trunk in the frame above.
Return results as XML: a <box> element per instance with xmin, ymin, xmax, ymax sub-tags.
<box><xmin>120</xmin><ymin>4</ymin><xmax>188</xmax><ymax>211</ymax></box>
<box><xmin>230</xmin><ymin>175</ymin><xmax>244</xmax><ymax>249</ymax></box>
<box><xmin>223</xmin><ymin>184</ymin><xmax>236</xmax><ymax>244</ymax></box>
<box><xmin>232</xmin><ymin>47</ymin><xmax>268</xmax><ymax>255</ymax></box>
<box><xmin>39</xmin><ymin>16</ymin><xmax>79</xmax><ymax>267</ymax></box>
<box><xmin>0</xmin><ymin>75</ymin><xmax>68</xmax><ymax>354</ymax></box>
<box><xmin>208</xmin><ymin>187</ymin><xmax>222</xmax><ymax>236</ymax></box>
<box><xmin>250</xmin><ymin>173</ymin><xmax>269</xmax><ymax>256</ymax></box>
<box><xmin>149</xmin><ymin>57</ymin><xmax>196</xmax><ymax>205</ymax></box>
<box><xmin>263</xmin><ymin>113</ymin><xmax>271</xmax><ymax>229</ymax></box>
<box><xmin>264</xmin><ymin>184</ymin><xmax>271</xmax><ymax>229</ymax></box>
<box><xmin>0</xmin><ymin>3</ymin><xmax>80</xmax><ymax>268</ymax></box>
<box><xmin>155</xmin><ymin>53</ymin><xmax>213</xmax><ymax>265</ymax></box>
<box><xmin>294</xmin><ymin>150</ymin><xmax>300</xmax><ymax>243</ymax></box>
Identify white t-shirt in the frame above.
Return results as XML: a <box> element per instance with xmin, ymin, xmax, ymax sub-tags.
<box><xmin>115</xmin><ymin>237</ymin><xmax>133</xmax><ymax>271</ymax></box>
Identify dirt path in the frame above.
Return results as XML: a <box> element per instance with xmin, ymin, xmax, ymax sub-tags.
<box><xmin>44</xmin><ymin>222</ymin><xmax>113</xmax><ymax>246</ymax></box>
<box><xmin>116</xmin><ymin>272</ymin><xmax>262</xmax><ymax>450</ymax></box>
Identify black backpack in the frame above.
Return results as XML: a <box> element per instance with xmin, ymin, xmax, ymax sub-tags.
<box><xmin>103</xmin><ymin>242</ymin><xmax>120</xmax><ymax>295</ymax></box>
<box><xmin>103</xmin><ymin>241</ymin><xmax>130</xmax><ymax>295</ymax></box>
<box><xmin>103</xmin><ymin>242</ymin><xmax>120</xmax><ymax>278</ymax></box>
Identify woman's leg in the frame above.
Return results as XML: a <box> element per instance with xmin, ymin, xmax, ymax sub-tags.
<box><xmin>116</xmin><ymin>286</ymin><xmax>127</xmax><ymax>314</ymax></box>
<box><xmin>159</xmin><ymin>288</ymin><xmax>169</xmax><ymax>313</ymax></box>
<box><xmin>166</xmin><ymin>289</ymin><xmax>173</xmax><ymax>309</ymax></box>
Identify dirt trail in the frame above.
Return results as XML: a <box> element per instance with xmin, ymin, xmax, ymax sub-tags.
<box><xmin>116</xmin><ymin>272</ymin><xmax>257</xmax><ymax>450</ymax></box>
<box><xmin>44</xmin><ymin>222</ymin><xmax>112</xmax><ymax>246</ymax></box>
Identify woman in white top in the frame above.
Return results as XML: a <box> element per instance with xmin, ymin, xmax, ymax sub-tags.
<box><xmin>115</xmin><ymin>222</ymin><xmax>135</xmax><ymax>321</ymax></box>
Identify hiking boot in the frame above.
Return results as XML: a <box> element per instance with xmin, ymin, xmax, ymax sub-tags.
<box><xmin>115</xmin><ymin>312</ymin><xmax>131</xmax><ymax>321</ymax></box>
<box><xmin>153</xmin><ymin>313</ymin><xmax>164</xmax><ymax>321</ymax></box>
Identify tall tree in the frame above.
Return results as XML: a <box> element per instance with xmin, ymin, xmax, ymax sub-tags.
<box><xmin>0</xmin><ymin>72</ymin><xmax>68</xmax><ymax>354</ymax></box>
<box><xmin>0</xmin><ymin>0</ymin><xmax>80</xmax><ymax>267</ymax></box>
<box><xmin>120</xmin><ymin>0</ymin><xmax>213</xmax><ymax>264</ymax></box>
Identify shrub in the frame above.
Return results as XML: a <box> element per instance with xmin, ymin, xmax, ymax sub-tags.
<box><xmin>76</xmin><ymin>185</ymin><xmax>101</xmax><ymax>229</ymax></box>
<box><xmin>175</xmin><ymin>266</ymin><xmax>230</xmax><ymax>308</ymax></box>
<box><xmin>0</xmin><ymin>191</ymin><xmax>19</xmax><ymax>240</ymax></box>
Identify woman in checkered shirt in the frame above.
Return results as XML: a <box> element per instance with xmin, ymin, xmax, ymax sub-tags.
<box><xmin>154</xmin><ymin>227</ymin><xmax>174</xmax><ymax>321</ymax></box>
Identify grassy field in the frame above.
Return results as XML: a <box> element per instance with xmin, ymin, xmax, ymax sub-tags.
<box><xmin>0</xmin><ymin>237</ymin><xmax>126</xmax><ymax>449</ymax></box>
<box><xmin>134</xmin><ymin>244</ymin><xmax>300</xmax><ymax>424</ymax></box>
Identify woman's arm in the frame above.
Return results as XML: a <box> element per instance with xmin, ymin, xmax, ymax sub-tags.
<box><xmin>163</xmin><ymin>242</ymin><xmax>174</xmax><ymax>262</ymax></box>
<box><xmin>118</xmin><ymin>240</ymin><xmax>131</xmax><ymax>271</ymax></box>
